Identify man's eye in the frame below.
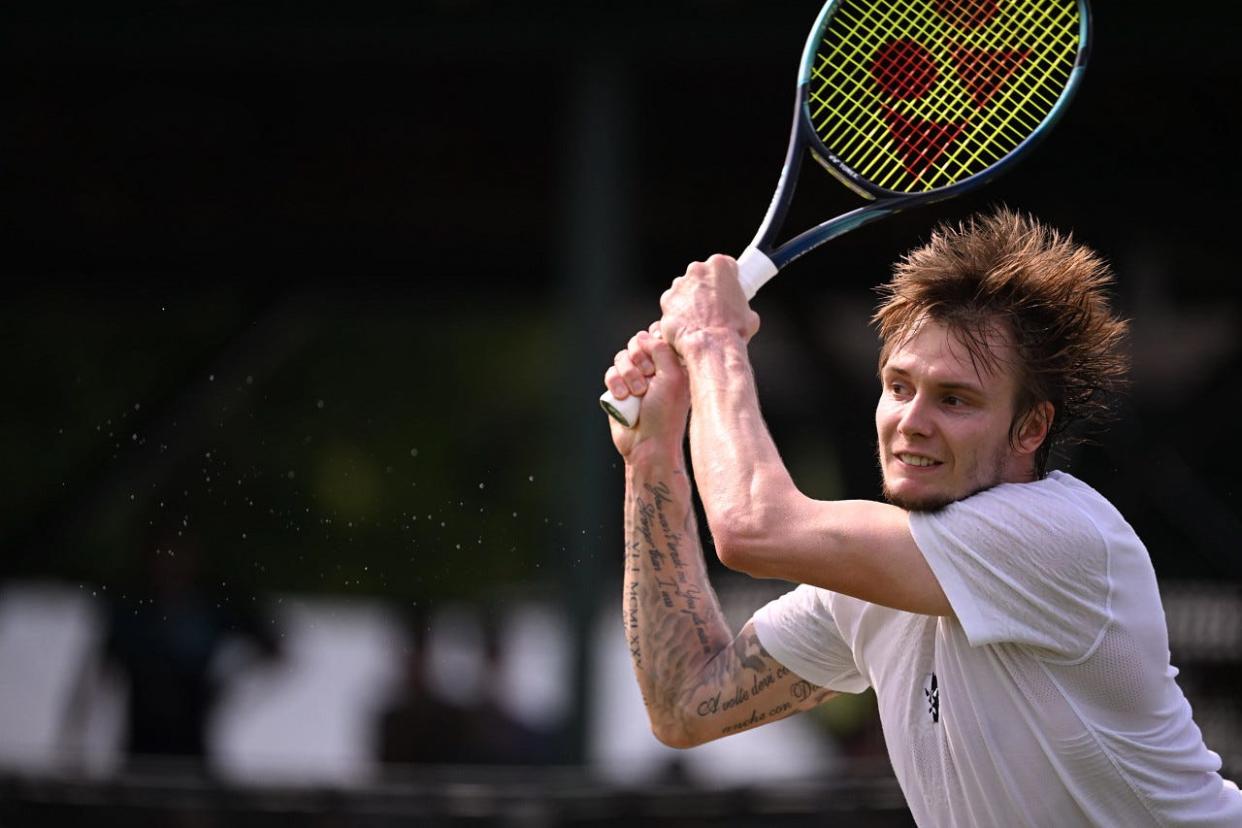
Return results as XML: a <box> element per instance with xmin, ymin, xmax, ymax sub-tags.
<box><xmin>943</xmin><ymin>396</ymin><xmax>963</xmax><ymax>407</ymax></box>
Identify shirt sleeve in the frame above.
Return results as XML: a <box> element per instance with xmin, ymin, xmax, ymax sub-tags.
<box><xmin>909</xmin><ymin>480</ymin><xmax>1112</xmax><ymax>661</ymax></box>
<box><xmin>752</xmin><ymin>584</ymin><xmax>871</xmax><ymax>693</ymax></box>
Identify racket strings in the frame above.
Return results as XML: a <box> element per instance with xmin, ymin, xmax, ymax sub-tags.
<box><xmin>807</xmin><ymin>0</ymin><xmax>1079</xmax><ymax>192</ymax></box>
<box><xmin>819</xmin><ymin>0</ymin><xmax>1063</xmax><ymax>178</ymax></box>
<box><xmin>824</xmin><ymin>0</ymin><xmax>1068</xmax><ymax>184</ymax></box>
<box><xmin>828</xmin><ymin>0</ymin><xmax>1073</xmax><ymax>187</ymax></box>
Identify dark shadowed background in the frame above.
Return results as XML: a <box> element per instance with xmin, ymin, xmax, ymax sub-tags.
<box><xmin>1</xmin><ymin>1</ymin><xmax>1240</xmax><ymax>825</ymax></box>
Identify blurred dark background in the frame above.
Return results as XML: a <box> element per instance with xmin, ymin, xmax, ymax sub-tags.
<box><xmin>1</xmin><ymin>1</ymin><xmax>1240</xmax><ymax>825</ymax></box>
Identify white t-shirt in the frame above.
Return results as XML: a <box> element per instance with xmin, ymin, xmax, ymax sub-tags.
<box><xmin>753</xmin><ymin>471</ymin><xmax>1242</xmax><ymax>827</ymax></box>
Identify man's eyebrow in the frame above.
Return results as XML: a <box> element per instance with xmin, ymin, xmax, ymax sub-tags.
<box><xmin>881</xmin><ymin>366</ymin><xmax>984</xmax><ymax>395</ymax></box>
<box><xmin>936</xmin><ymin>380</ymin><xmax>985</xmax><ymax>395</ymax></box>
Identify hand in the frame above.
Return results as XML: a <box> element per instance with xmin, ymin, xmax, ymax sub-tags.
<box><xmin>659</xmin><ymin>255</ymin><xmax>761</xmax><ymax>354</ymax></box>
<box><xmin>604</xmin><ymin>323</ymin><xmax>691</xmax><ymax>461</ymax></box>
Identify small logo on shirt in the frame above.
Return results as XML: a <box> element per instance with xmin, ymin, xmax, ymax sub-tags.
<box><xmin>922</xmin><ymin>672</ymin><xmax>939</xmax><ymax>724</ymax></box>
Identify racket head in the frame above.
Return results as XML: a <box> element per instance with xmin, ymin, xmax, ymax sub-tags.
<box><xmin>799</xmin><ymin>0</ymin><xmax>1090</xmax><ymax>199</ymax></box>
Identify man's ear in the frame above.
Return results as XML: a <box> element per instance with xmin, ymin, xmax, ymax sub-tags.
<box><xmin>1015</xmin><ymin>401</ymin><xmax>1054</xmax><ymax>455</ymax></box>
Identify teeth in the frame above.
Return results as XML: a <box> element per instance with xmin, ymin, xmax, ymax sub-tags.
<box><xmin>898</xmin><ymin>453</ymin><xmax>937</xmax><ymax>467</ymax></box>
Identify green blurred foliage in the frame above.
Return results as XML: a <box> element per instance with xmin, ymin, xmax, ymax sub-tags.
<box><xmin>1</xmin><ymin>286</ymin><xmax>580</xmax><ymax>605</ymax></box>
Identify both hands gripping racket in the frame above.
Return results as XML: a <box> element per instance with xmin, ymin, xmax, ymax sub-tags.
<box><xmin>601</xmin><ymin>0</ymin><xmax>1090</xmax><ymax>427</ymax></box>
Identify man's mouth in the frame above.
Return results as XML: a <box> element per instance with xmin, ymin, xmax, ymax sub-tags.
<box><xmin>896</xmin><ymin>453</ymin><xmax>941</xmax><ymax>468</ymax></box>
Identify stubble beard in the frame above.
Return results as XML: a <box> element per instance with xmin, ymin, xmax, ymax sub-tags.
<box><xmin>877</xmin><ymin>442</ymin><xmax>1010</xmax><ymax>513</ymax></box>
<box><xmin>881</xmin><ymin>480</ymin><xmax>956</xmax><ymax>513</ymax></box>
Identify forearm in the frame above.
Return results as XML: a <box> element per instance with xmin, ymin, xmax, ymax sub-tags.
<box><xmin>679</xmin><ymin>329</ymin><xmax>803</xmax><ymax>559</ymax></box>
<box><xmin>623</xmin><ymin>447</ymin><xmax>733</xmax><ymax>746</ymax></box>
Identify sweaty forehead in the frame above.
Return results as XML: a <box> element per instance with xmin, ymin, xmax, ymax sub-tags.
<box><xmin>882</xmin><ymin>319</ymin><xmax>1018</xmax><ymax>388</ymax></box>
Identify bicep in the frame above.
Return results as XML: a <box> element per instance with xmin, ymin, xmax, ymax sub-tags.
<box><xmin>676</xmin><ymin>619</ymin><xmax>836</xmax><ymax>746</ymax></box>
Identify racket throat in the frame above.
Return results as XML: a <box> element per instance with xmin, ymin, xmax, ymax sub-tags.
<box><xmin>814</xmin><ymin>149</ymin><xmax>877</xmax><ymax>201</ymax></box>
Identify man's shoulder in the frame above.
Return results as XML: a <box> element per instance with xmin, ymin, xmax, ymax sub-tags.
<box><xmin>959</xmin><ymin>470</ymin><xmax>1116</xmax><ymax>523</ymax></box>
<box><xmin>916</xmin><ymin>471</ymin><xmax>1116</xmax><ymax>559</ymax></box>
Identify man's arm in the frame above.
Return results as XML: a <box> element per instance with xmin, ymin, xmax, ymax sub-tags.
<box><xmin>607</xmin><ymin>327</ymin><xmax>835</xmax><ymax>748</ymax></box>
<box><xmin>659</xmin><ymin>256</ymin><xmax>951</xmax><ymax>617</ymax></box>
<box><xmin>623</xmin><ymin>446</ymin><xmax>836</xmax><ymax>748</ymax></box>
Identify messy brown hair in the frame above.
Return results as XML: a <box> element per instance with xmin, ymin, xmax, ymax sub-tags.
<box><xmin>873</xmin><ymin>208</ymin><xmax>1129</xmax><ymax>476</ymax></box>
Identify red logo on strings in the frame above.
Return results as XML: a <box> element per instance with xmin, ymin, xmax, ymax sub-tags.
<box><xmin>949</xmin><ymin>45</ymin><xmax>1031</xmax><ymax>108</ymax></box>
<box><xmin>870</xmin><ymin>39</ymin><xmax>938</xmax><ymax>100</ymax></box>
<box><xmin>882</xmin><ymin>108</ymin><xmax>965</xmax><ymax>178</ymax></box>
<box><xmin>869</xmin><ymin>1</ymin><xmax>1030</xmax><ymax>178</ymax></box>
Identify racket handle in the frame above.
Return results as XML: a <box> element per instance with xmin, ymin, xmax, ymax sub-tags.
<box><xmin>599</xmin><ymin>387</ymin><xmax>641</xmax><ymax>428</ymax></box>
<box><xmin>600</xmin><ymin>248</ymin><xmax>780</xmax><ymax>428</ymax></box>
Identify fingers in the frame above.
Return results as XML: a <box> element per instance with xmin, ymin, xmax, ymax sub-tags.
<box><xmin>627</xmin><ymin>332</ymin><xmax>656</xmax><ymax>376</ymax></box>
<box><xmin>604</xmin><ymin>328</ymin><xmax>661</xmax><ymax>399</ymax></box>
<box><xmin>605</xmin><ymin>348</ymin><xmax>644</xmax><ymax>398</ymax></box>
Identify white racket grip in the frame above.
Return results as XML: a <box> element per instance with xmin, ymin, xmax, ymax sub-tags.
<box><xmin>735</xmin><ymin>247</ymin><xmax>779</xmax><ymax>300</ymax></box>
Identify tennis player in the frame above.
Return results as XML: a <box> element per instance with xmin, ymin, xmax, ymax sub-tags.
<box><xmin>604</xmin><ymin>210</ymin><xmax>1242</xmax><ymax>826</ymax></box>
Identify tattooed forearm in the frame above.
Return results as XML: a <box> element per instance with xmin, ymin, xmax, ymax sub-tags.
<box><xmin>621</xmin><ymin>459</ymin><xmax>836</xmax><ymax>747</ymax></box>
<box><xmin>623</xmin><ymin>461</ymin><xmax>733</xmax><ymax>744</ymax></box>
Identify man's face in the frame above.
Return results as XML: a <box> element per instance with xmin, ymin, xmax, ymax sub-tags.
<box><xmin>875</xmin><ymin>319</ymin><xmax>1030</xmax><ymax>512</ymax></box>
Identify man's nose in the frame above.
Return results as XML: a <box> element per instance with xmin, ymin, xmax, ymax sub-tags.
<box><xmin>897</xmin><ymin>394</ymin><xmax>933</xmax><ymax>437</ymax></box>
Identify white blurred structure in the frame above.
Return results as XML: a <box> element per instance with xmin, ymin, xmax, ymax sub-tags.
<box><xmin>587</xmin><ymin>596</ymin><xmax>838</xmax><ymax>787</ymax></box>
<box><xmin>0</xmin><ymin>581</ymin><xmax>121</xmax><ymax>774</ymax></box>
<box><xmin>0</xmin><ymin>578</ymin><xmax>832</xmax><ymax>785</ymax></box>
<box><xmin>210</xmin><ymin>598</ymin><xmax>406</xmax><ymax>784</ymax></box>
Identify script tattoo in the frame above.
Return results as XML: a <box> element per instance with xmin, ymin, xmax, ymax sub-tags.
<box><xmin>622</xmin><ymin>468</ymin><xmax>732</xmax><ymax>740</ymax></box>
<box><xmin>621</xmin><ymin>467</ymin><xmax>834</xmax><ymax>745</ymax></box>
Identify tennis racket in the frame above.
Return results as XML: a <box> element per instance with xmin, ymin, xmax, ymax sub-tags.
<box><xmin>601</xmin><ymin>0</ymin><xmax>1091</xmax><ymax>427</ymax></box>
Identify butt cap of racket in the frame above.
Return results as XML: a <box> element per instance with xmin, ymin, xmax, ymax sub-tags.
<box><xmin>599</xmin><ymin>388</ymin><xmax>641</xmax><ymax>428</ymax></box>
